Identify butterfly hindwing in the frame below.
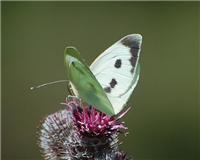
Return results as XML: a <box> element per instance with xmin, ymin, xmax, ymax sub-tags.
<box><xmin>64</xmin><ymin>47</ymin><xmax>115</xmax><ymax>115</ymax></box>
<box><xmin>90</xmin><ymin>34</ymin><xmax>142</xmax><ymax>114</ymax></box>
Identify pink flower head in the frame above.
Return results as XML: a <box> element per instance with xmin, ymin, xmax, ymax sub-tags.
<box><xmin>72</xmin><ymin>105</ymin><xmax>127</xmax><ymax>137</ymax></box>
<box><xmin>38</xmin><ymin>96</ymin><xmax>131</xmax><ymax>160</ymax></box>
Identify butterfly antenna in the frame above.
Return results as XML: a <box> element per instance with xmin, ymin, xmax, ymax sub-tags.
<box><xmin>30</xmin><ymin>80</ymin><xmax>69</xmax><ymax>90</ymax></box>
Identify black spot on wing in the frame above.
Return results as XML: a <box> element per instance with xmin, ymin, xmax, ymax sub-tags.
<box><xmin>104</xmin><ymin>78</ymin><xmax>117</xmax><ymax>93</ymax></box>
<box><xmin>121</xmin><ymin>35</ymin><xmax>141</xmax><ymax>49</ymax></box>
<box><xmin>71</xmin><ymin>61</ymin><xmax>75</xmax><ymax>66</ymax></box>
<box><xmin>114</xmin><ymin>59</ymin><xmax>122</xmax><ymax>68</ymax></box>
<box><xmin>129</xmin><ymin>56</ymin><xmax>137</xmax><ymax>74</ymax></box>
<box><xmin>121</xmin><ymin>35</ymin><xmax>141</xmax><ymax>74</ymax></box>
<box><xmin>130</xmin><ymin>68</ymin><xmax>134</xmax><ymax>74</ymax></box>
<box><xmin>104</xmin><ymin>87</ymin><xmax>111</xmax><ymax>93</ymax></box>
<box><xmin>129</xmin><ymin>57</ymin><xmax>137</xmax><ymax>67</ymax></box>
<box><xmin>130</xmin><ymin>48</ymin><xmax>138</xmax><ymax>57</ymax></box>
<box><xmin>110</xmin><ymin>79</ymin><xmax>117</xmax><ymax>88</ymax></box>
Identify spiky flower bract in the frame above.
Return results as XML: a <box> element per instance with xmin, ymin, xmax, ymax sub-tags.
<box><xmin>38</xmin><ymin>96</ymin><xmax>131</xmax><ymax>160</ymax></box>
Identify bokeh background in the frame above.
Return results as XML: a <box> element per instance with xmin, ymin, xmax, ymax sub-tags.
<box><xmin>2</xmin><ymin>2</ymin><xmax>199</xmax><ymax>160</ymax></box>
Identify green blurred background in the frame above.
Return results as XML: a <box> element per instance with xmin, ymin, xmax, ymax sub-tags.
<box><xmin>2</xmin><ymin>2</ymin><xmax>199</xmax><ymax>160</ymax></box>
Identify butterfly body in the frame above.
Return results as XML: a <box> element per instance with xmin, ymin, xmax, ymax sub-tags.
<box><xmin>64</xmin><ymin>34</ymin><xmax>142</xmax><ymax>115</ymax></box>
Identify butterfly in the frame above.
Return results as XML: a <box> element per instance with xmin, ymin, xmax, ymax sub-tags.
<box><xmin>64</xmin><ymin>34</ymin><xmax>142</xmax><ymax>116</ymax></box>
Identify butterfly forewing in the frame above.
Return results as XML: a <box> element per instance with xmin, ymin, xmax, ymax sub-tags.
<box><xmin>90</xmin><ymin>34</ymin><xmax>142</xmax><ymax>114</ymax></box>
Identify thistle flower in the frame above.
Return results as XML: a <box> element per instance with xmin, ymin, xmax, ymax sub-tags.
<box><xmin>69</xmin><ymin>98</ymin><xmax>127</xmax><ymax>137</ymax></box>
<box><xmin>38</xmin><ymin>96</ymin><xmax>131</xmax><ymax>160</ymax></box>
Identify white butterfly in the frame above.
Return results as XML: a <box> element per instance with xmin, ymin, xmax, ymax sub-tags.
<box><xmin>32</xmin><ymin>34</ymin><xmax>142</xmax><ymax>115</ymax></box>
<box><xmin>90</xmin><ymin>34</ymin><xmax>142</xmax><ymax>114</ymax></box>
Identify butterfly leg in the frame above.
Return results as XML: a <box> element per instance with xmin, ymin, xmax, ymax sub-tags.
<box><xmin>67</xmin><ymin>83</ymin><xmax>76</xmax><ymax>96</ymax></box>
